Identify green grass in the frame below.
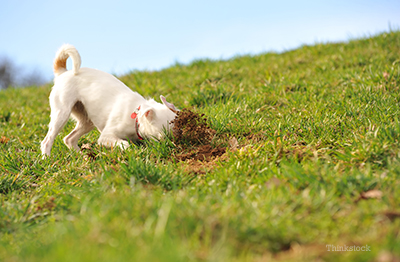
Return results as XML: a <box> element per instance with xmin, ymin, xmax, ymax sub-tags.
<box><xmin>1</xmin><ymin>31</ymin><xmax>400</xmax><ymax>261</ymax></box>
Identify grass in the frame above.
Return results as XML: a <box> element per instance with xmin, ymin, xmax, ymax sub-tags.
<box><xmin>1</xmin><ymin>31</ymin><xmax>400</xmax><ymax>261</ymax></box>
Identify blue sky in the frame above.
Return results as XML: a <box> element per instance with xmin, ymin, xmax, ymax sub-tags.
<box><xmin>1</xmin><ymin>0</ymin><xmax>399</xmax><ymax>81</ymax></box>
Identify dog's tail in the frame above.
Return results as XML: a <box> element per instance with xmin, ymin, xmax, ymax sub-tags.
<box><xmin>53</xmin><ymin>44</ymin><xmax>81</xmax><ymax>77</ymax></box>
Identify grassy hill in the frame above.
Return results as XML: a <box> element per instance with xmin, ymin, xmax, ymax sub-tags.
<box><xmin>1</xmin><ymin>31</ymin><xmax>400</xmax><ymax>261</ymax></box>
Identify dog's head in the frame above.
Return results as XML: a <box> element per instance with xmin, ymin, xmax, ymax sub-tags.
<box><xmin>135</xmin><ymin>95</ymin><xmax>178</xmax><ymax>140</ymax></box>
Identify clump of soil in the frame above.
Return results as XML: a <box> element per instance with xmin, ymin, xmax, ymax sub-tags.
<box><xmin>172</xmin><ymin>108</ymin><xmax>216</xmax><ymax>146</ymax></box>
<box><xmin>171</xmin><ymin>109</ymin><xmax>225</xmax><ymax>163</ymax></box>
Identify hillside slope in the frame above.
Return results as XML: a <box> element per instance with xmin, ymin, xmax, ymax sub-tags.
<box><xmin>1</xmin><ymin>31</ymin><xmax>400</xmax><ymax>261</ymax></box>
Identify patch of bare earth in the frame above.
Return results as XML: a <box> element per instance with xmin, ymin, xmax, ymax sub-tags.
<box><xmin>176</xmin><ymin>145</ymin><xmax>226</xmax><ymax>162</ymax></box>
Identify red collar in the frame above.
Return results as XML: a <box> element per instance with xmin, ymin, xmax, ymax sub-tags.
<box><xmin>131</xmin><ymin>106</ymin><xmax>144</xmax><ymax>140</ymax></box>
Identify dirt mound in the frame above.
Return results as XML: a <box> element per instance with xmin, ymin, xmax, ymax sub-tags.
<box><xmin>171</xmin><ymin>109</ymin><xmax>225</xmax><ymax>162</ymax></box>
<box><xmin>172</xmin><ymin>109</ymin><xmax>216</xmax><ymax>146</ymax></box>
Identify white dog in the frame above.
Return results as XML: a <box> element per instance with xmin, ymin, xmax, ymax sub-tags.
<box><xmin>41</xmin><ymin>44</ymin><xmax>177</xmax><ymax>156</ymax></box>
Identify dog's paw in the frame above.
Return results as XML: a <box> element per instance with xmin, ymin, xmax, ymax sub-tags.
<box><xmin>41</xmin><ymin>152</ymin><xmax>50</xmax><ymax>159</ymax></box>
<box><xmin>118</xmin><ymin>140</ymin><xmax>130</xmax><ymax>150</ymax></box>
<box><xmin>40</xmin><ymin>144</ymin><xmax>51</xmax><ymax>157</ymax></box>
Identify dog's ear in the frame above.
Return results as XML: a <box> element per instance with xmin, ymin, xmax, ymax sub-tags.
<box><xmin>143</xmin><ymin>108</ymin><xmax>155</xmax><ymax>121</ymax></box>
<box><xmin>160</xmin><ymin>95</ymin><xmax>177</xmax><ymax>113</ymax></box>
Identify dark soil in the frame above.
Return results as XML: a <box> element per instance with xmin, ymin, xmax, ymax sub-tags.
<box><xmin>176</xmin><ymin>145</ymin><xmax>226</xmax><ymax>162</ymax></box>
<box><xmin>171</xmin><ymin>108</ymin><xmax>216</xmax><ymax>146</ymax></box>
<box><xmin>171</xmin><ymin>109</ymin><xmax>225</xmax><ymax>163</ymax></box>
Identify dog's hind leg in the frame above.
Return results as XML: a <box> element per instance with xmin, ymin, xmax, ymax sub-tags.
<box><xmin>63</xmin><ymin>121</ymin><xmax>94</xmax><ymax>151</ymax></box>
<box><xmin>63</xmin><ymin>102</ymin><xmax>94</xmax><ymax>151</ymax></box>
<box><xmin>41</xmin><ymin>108</ymin><xmax>72</xmax><ymax>156</ymax></box>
